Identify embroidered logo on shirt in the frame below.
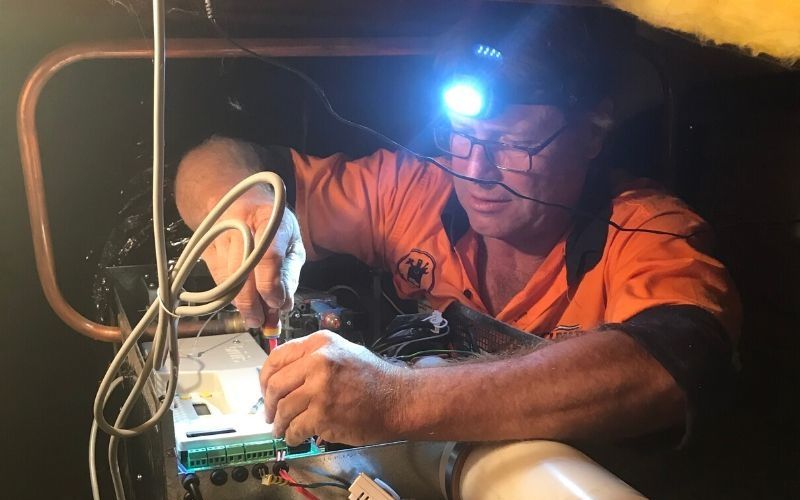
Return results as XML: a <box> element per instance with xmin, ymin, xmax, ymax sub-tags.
<box><xmin>397</xmin><ymin>249</ymin><xmax>436</xmax><ymax>292</ymax></box>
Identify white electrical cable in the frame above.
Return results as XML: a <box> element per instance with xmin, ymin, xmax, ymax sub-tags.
<box><xmin>187</xmin><ymin>309</ymin><xmax>221</xmax><ymax>357</ymax></box>
<box><xmin>90</xmin><ymin>377</ymin><xmax>124</xmax><ymax>500</ymax></box>
<box><xmin>89</xmin><ymin>0</ymin><xmax>287</xmax><ymax>498</ymax></box>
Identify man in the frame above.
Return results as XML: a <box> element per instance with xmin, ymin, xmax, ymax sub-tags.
<box><xmin>175</xmin><ymin>12</ymin><xmax>739</xmax><ymax>448</ymax></box>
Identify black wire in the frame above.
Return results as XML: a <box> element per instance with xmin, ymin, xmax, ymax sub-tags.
<box><xmin>286</xmin><ymin>480</ymin><xmax>351</xmax><ymax>491</ymax></box>
<box><xmin>378</xmin><ymin>328</ymin><xmax>451</xmax><ymax>357</ymax></box>
<box><xmin>202</xmin><ymin>1</ymin><xmax>772</xmax><ymax>242</ymax></box>
<box><xmin>371</xmin><ymin>321</ymin><xmax>444</xmax><ymax>351</ymax></box>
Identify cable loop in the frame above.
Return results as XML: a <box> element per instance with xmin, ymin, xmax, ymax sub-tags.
<box><xmin>93</xmin><ymin>171</ymin><xmax>286</xmax><ymax>439</ymax></box>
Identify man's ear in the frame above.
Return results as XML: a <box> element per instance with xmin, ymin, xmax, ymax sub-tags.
<box><xmin>585</xmin><ymin>98</ymin><xmax>614</xmax><ymax>160</ymax></box>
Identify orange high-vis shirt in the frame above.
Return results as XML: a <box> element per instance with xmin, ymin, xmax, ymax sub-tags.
<box><xmin>290</xmin><ymin>148</ymin><xmax>741</xmax><ymax>340</ymax></box>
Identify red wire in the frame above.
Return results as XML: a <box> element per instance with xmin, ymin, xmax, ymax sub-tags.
<box><xmin>279</xmin><ymin>469</ymin><xmax>319</xmax><ymax>500</ymax></box>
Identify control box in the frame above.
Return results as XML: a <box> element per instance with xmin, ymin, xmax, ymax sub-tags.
<box><xmin>144</xmin><ymin>333</ymin><xmax>319</xmax><ymax>472</ymax></box>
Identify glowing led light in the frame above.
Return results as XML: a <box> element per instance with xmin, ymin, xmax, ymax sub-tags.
<box><xmin>474</xmin><ymin>44</ymin><xmax>502</xmax><ymax>60</ymax></box>
<box><xmin>443</xmin><ymin>81</ymin><xmax>486</xmax><ymax>117</ymax></box>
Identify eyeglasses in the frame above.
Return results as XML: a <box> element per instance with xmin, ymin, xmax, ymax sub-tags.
<box><xmin>433</xmin><ymin>123</ymin><xmax>569</xmax><ymax>173</ymax></box>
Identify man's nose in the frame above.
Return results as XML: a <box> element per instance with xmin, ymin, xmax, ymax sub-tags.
<box><xmin>464</xmin><ymin>144</ymin><xmax>500</xmax><ymax>182</ymax></box>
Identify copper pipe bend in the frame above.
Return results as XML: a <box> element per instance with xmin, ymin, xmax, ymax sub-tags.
<box><xmin>17</xmin><ymin>37</ymin><xmax>433</xmax><ymax>342</ymax></box>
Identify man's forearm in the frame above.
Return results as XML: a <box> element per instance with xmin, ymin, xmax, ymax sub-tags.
<box><xmin>391</xmin><ymin>329</ymin><xmax>685</xmax><ymax>442</ymax></box>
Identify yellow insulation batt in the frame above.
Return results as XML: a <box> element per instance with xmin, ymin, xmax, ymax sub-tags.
<box><xmin>604</xmin><ymin>0</ymin><xmax>800</xmax><ymax>61</ymax></box>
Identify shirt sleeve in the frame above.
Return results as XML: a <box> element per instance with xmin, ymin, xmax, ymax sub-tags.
<box><xmin>288</xmin><ymin>148</ymin><xmax>451</xmax><ymax>269</ymax></box>
<box><xmin>601</xmin><ymin>304</ymin><xmax>737</xmax><ymax>447</ymax></box>
<box><xmin>604</xmin><ymin>191</ymin><xmax>742</xmax><ymax>342</ymax></box>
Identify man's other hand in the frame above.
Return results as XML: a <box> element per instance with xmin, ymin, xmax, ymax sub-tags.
<box><xmin>259</xmin><ymin>331</ymin><xmax>406</xmax><ymax>446</ymax></box>
<box><xmin>202</xmin><ymin>200</ymin><xmax>305</xmax><ymax>328</ymax></box>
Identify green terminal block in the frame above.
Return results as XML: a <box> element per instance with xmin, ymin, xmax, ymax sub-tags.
<box><xmin>225</xmin><ymin>444</ymin><xmax>246</xmax><ymax>464</ymax></box>
<box><xmin>185</xmin><ymin>448</ymin><xmax>208</xmax><ymax>469</ymax></box>
<box><xmin>179</xmin><ymin>438</ymin><xmax>307</xmax><ymax>470</ymax></box>
<box><xmin>244</xmin><ymin>440</ymin><xmax>275</xmax><ymax>461</ymax></box>
<box><xmin>206</xmin><ymin>445</ymin><xmax>227</xmax><ymax>466</ymax></box>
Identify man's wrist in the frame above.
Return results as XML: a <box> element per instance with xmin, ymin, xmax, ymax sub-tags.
<box><xmin>382</xmin><ymin>365</ymin><xmax>433</xmax><ymax>440</ymax></box>
<box><xmin>381</xmin><ymin>364</ymin><xmax>409</xmax><ymax>438</ymax></box>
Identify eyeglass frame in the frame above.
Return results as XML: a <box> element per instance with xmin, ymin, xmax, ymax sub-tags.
<box><xmin>433</xmin><ymin>123</ymin><xmax>570</xmax><ymax>173</ymax></box>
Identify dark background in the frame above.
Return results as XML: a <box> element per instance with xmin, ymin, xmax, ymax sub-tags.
<box><xmin>1</xmin><ymin>1</ymin><xmax>797</xmax><ymax>498</ymax></box>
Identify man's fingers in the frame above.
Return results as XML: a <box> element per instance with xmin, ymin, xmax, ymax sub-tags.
<box><xmin>253</xmin><ymin>213</ymin><xmax>294</xmax><ymax>310</ymax></box>
<box><xmin>282</xmin><ymin>409</ymin><xmax>316</xmax><ymax>447</ymax></box>
<box><xmin>202</xmin><ymin>238</ymin><xmax>229</xmax><ymax>286</ymax></box>
<box><xmin>260</xmin><ymin>235</ymin><xmax>304</xmax><ymax>317</ymax></box>
<box><xmin>255</xmin><ymin>212</ymin><xmax>306</xmax><ymax>309</ymax></box>
<box><xmin>225</xmin><ymin>229</ymin><xmax>247</xmax><ymax>279</ymax></box>
<box><xmin>254</xmin><ymin>254</ymin><xmax>286</xmax><ymax>310</ymax></box>
<box><xmin>233</xmin><ymin>274</ymin><xmax>265</xmax><ymax>328</ymax></box>
<box><xmin>263</xmin><ymin>358</ymin><xmax>309</xmax><ymax>423</ymax></box>
<box><xmin>259</xmin><ymin>340</ymin><xmax>308</xmax><ymax>392</ymax></box>
<box><xmin>259</xmin><ymin>333</ymin><xmax>332</xmax><ymax>391</ymax></box>
<box><xmin>263</xmin><ymin>308</ymin><xmax>281</xmax><ymax>330</ymax></box>
<box><xmin>272</xmin><ymin>388</ymin><xmax>313</xmax><ymax>438</ymax></box>
<box><xmin>223</xmin><ymin>231</ymin><xmax>266</xmax><ymax>328</ymax></box>
<box><xmin>206</xmin><ymin>238</ymin><xmax>266</xmax><ymax>325</ymax></box>
<box><xmin>282</xmin><ymin>236</ymin><xmax>306</xmax><ymax>305</ymax></box>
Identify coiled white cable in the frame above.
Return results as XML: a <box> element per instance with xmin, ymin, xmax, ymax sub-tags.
<box><xmin>89</xmin><ymin>0</ymin><xmax>286</xmax><ymax>498</ymax></box>
<box><xmin>93</xmin><ymin>172</ymin><xmax>285</xmax><ymax>436</ymax></box>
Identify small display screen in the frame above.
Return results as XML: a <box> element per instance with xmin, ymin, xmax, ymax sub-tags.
<box><xmin>192</xmin><ymin>403</ymin><xmax>211</xmax><ymax>416</ymax></box>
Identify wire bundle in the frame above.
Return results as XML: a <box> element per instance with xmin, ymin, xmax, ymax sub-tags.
<box><xmin>372</xmin><ymin>310</ymin><xmax>452</xmax><ymax>357</ymax></box>
<box><xmin>261</xmin><ymin>471</ymin><xmax>350</xmax><ymax>499</ymax></box>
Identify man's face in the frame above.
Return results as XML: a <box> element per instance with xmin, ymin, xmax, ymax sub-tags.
<box><xmin>448</xmin><ymin>104</ymin><xmax>600</xmax><ymax>245</ymax></box>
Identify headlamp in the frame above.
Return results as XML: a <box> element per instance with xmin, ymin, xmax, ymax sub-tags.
<box><xmin>442</xmin><ymin>79</ymin><xmax>486</xmax><ymax>117</ymax></box>
<box><xmin>441</xmin><ymin>44</ymin><xmax>502</xmax><ymax>118</ymax></box>
<box><xmin>440</xmin><ymin>42</ymin><xmax>581</xmax><ymax>118</ymax></box>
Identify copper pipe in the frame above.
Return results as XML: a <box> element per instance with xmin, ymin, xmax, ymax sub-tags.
<box><xmin>17</xmin><ymin>37</ymin><xmax>434</xmax><ymax>342</ymax></box>
<box><xmin>144</xmin><ymin>313</ymin><xmax>246</xmax><ymax>338</ymax></box>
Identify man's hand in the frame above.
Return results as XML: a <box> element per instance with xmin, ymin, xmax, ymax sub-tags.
<box><xmin>202</xmin><ymin>199</ymin><xmax>305</xmax><ymax>328</ymax></box>
<box><xmin>259</xmin><ymin>331</ymin><xmax>407</xmax><ymax>446</ymax></box>
<box><xmin>173</xmin><ymin>137</ymin><xmax>305</xmax><ymax>328</ymax></box>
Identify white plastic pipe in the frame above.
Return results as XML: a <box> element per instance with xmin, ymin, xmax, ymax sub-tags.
<box><xmin>450</xmin><ymin>441</ymin><xmax>646</xmax><ymax>500</ymax></box>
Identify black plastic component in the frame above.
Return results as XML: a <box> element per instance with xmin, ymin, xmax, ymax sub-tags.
<box><xmin>323</xmin><ymin>442</ymin><xmax>354</xmax><ymax>453</ymax></box>
<box><xmin>231</xmin><ymin>466</ymin><xmax>249</xmax><ymax>482</ymax></box>
<box><xmin>210</xmin><ymin>469</ymin><xmax>228</xmax><ymax>486</ymax></box>
<box><xmin>287</xmin><ymin>440</ymin><xmax>312</xmax><ymax>455</ymax></box>
<box><xmin>251</xmin><ymin>463</ymin><xmax>268</xmax><ymax>480</ymax></box>
<box><xmin>271</xmin><ymin>460</ymin><xmax>289</xmax><ymax>476</ymax></box>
